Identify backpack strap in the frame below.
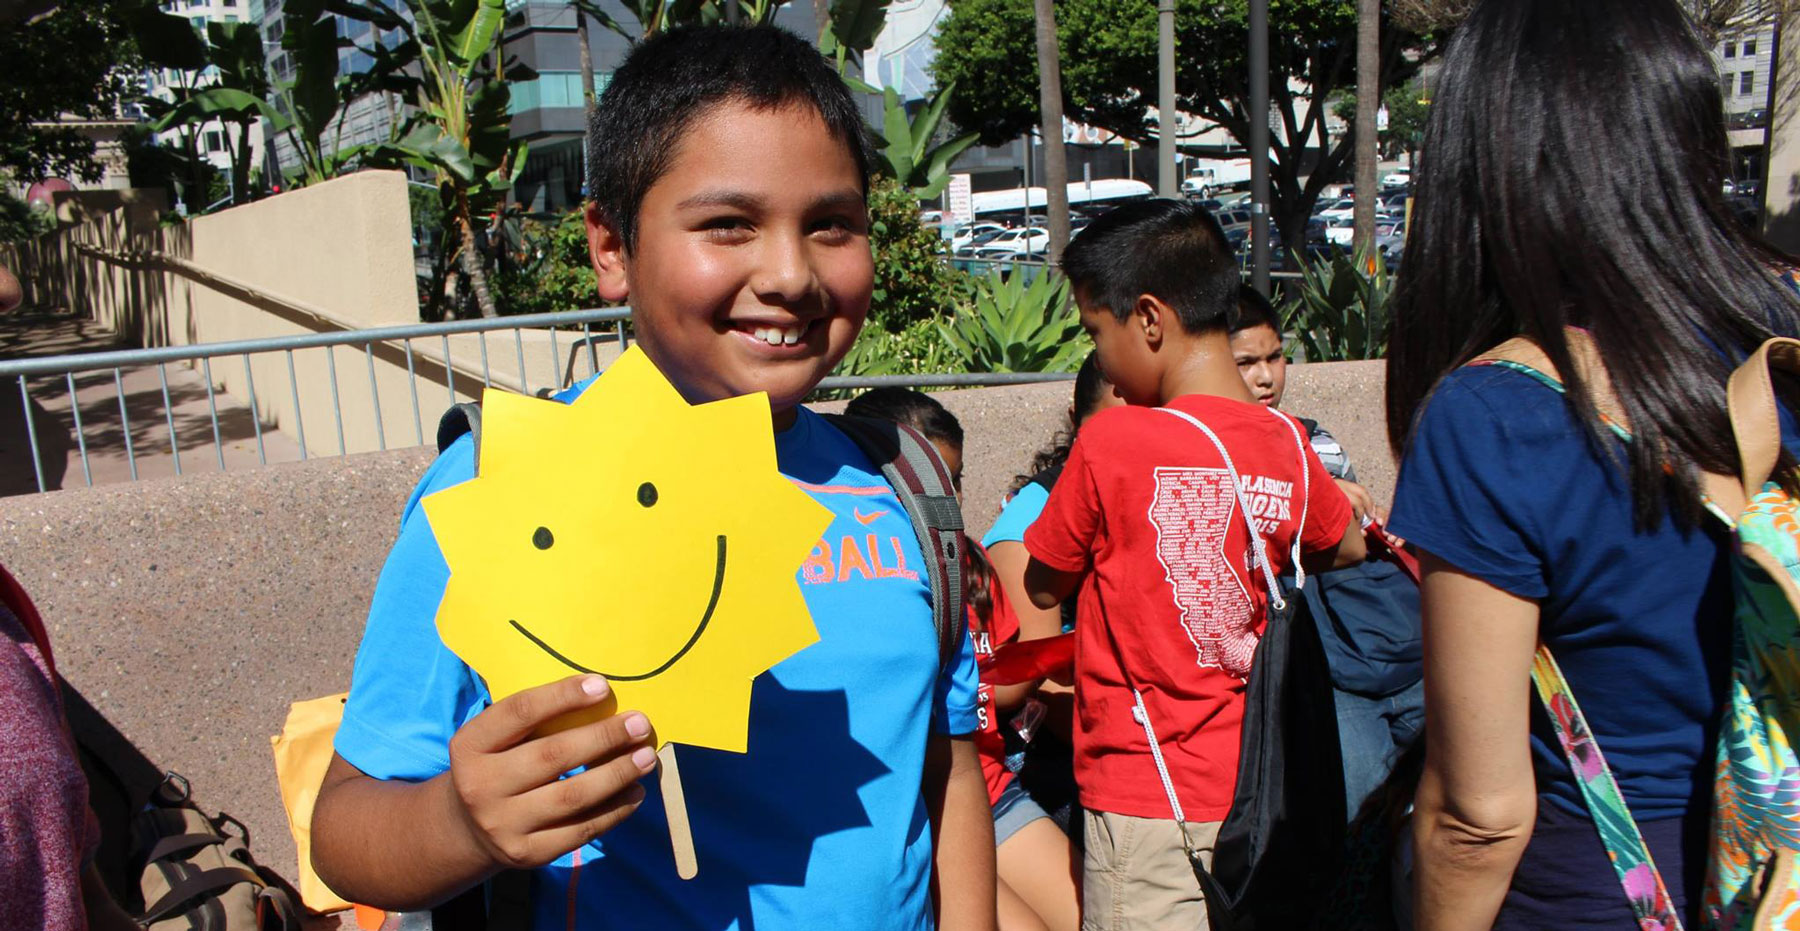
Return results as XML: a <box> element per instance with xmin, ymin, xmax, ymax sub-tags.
<box><xmin>819</xmin><ymin>413</ymin><xmax>966</xmax><ymax>673</ymax></box>
<box><xmin>437</xmin><ymin>401</ymin><xmax>485</xmax><ymax>464</ymax></box>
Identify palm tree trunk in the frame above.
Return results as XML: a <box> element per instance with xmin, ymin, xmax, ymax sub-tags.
<box><xmin>577</xmin><ymin>7</ymin><xmax>598</xmax><ymax>128</ymax></box>
<box><xmin>455</xmin><ymin>201</ymin><xmax>498</xmax><ymax>318</ymax></box>
<box><xmin>1352</xmin><ymin>0</ymin><xmax>1380</xmax><ymax>254</ymax></box>
<box><xmin>1034</xmin><ymin>0</ymin><xmax>1071</xmax><ymax>264</ymax></box>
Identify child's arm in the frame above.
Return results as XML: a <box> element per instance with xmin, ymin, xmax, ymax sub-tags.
<box><xmin>312</xmin><ymin>675</ymin><xmax>655</xmax><ymax>910</ymax></box>
<box><xmin>1411</xmin><ymin>552</ymin><xmax>1538</xmax><ymax>930</ymax></box>
<box><xmin>1300</xmin><ymin>514</ymin><xmax>1369</xmax><ymax>574</ymax></box>
<box><xmin>985</xmin><ymin>540</ymin><xmax>1063</xmax><ymax>708</ymax></box>
<box><xmin>1022</xmin><ymin>556</ymin><xmax>1083</xmax><ymax>610</ymax></box>
<box><xmin>922</xmin><ymin>734</ymin><xmax>998</xmax><ymax>931</ymax></box>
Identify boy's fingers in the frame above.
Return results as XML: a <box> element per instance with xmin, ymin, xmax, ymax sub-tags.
<box><xmin>534</xmin><ymin>783</ymin><xmax>649</xmax><ymax>856</ymax></box>
<box><xmin>463</xmin><ymin>675</ymin><xmax>611</xmax><ymax>753</ymax></box>
<box><xmin>512</xmin><ymin>711</ymin><xmax>655</xmax><ymax>786</ymax></box>
<box><xmin>519</xmin><ymin>754</ymin><xmax>656</xmax><ymax>833</ymax></box>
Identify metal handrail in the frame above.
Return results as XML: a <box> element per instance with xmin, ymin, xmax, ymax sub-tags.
<box><xmin>0</xmin><ymin>306</ymin><xmax>632</xmax><ymax>378</ymax></box>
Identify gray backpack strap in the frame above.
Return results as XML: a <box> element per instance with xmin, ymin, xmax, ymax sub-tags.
<box><xmin>820</xmin><ymin>413</ymin><xmax>966</xmax><ymax>672</ymax></box>
<box><xmin>436</xmin><ymin>401</ymin><xmax>484</xmax><ymax>468</ymax></box>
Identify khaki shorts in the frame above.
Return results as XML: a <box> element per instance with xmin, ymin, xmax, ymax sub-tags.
<box><xmin>1081</xmin><ymin>810</ymin><xmax>1222</xmax><ymax>931</ymax></box>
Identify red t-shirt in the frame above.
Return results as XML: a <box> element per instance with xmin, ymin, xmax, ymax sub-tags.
<box><xmin>1023</xmin><ymin>395</ymin><xmax>1352</xmax><ymax>821</ymax></box>
<box><xmin>969</xmin><ymin>547</ymin><xmax>1021</xmax><ymax>805</ymax></box>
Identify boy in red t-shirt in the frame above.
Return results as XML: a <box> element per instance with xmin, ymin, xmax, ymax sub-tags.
<box><xmin>1021</xmin><ymin>199</ymin><xmax>1365</xmax><ymax>930</ymax></box>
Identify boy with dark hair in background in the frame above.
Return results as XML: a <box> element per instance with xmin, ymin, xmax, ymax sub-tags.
<box><xmin>312</xmin><ymin>25</ymin><xmax>994</xmax><ymax>931</ymax></box>
<box><xmin>1229</xmin><ymin>285</ymin><xmax>1423</xmax><ymax>818</ymax></box>
<box><xmin>1023</xmin><ymin>199</ymin><xmax>1364</xmax><ymax>930</ymax></box>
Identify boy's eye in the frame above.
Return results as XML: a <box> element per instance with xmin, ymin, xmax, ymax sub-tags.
<box><xmin>809</xmin><ymin>214</ymin><xmax>864</xmax><ymax>241</ymax></box>
<box><xmin>699</xmin><ymin>217</ymin><xmax>754</xmax><ymax>242</ymax></box>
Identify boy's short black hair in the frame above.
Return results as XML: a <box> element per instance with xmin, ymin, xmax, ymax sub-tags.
<box><xmin>586</xmin><ymin>24</ymin><xmax>875</xmax><ymax>253</ymax></box>
<box><xmin>843</xmin><ymin>387</ymin><xmax>964</xmax><ymax>450</ymax></box>
<box><xmin>1060</xmin><ymin>198</ymin><xmax>1238</xmax><ymax>334</ymax></box>
<box><xmin>1230</xmin><ymin>284</ymin><xmax>1281</xmax><ymax>335</ymax></box>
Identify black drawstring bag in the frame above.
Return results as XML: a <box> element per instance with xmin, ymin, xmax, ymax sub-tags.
<box><xmin>1200</xmin><ymin>592</ymin><xmax>1347</xmax><ymax>930</ymax></box>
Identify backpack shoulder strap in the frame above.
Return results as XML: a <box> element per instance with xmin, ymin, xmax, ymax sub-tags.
<box><xmin>819</xmin><ymin>413</ymin><xmax>966</xmax><ymax>673</ymax></box>
<box><xmin>437</xmin><ymin>401</ymin><xmax>484</xmax><ymax>463</ymax></box>
<box><xmin>436</xmin><ymin>401</ymin><xmax>485</xmax><ymax>478</ymax></box>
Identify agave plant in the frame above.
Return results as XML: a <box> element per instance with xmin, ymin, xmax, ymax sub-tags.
<box><xmin>939</xmin><ymin>271</ymin><xmax>1086</xmax><ymax>374</ymax></box>
<box><xmin>1280</xmin><ymin>244</ymin><xmax>1394</xmax><ymax>362</ymax></box>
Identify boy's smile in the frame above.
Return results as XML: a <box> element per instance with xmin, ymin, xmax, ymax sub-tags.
<box><xmin>588</xmin><ymin>101</ymin><xmax>873</xmax><ymax>425</ymax></box>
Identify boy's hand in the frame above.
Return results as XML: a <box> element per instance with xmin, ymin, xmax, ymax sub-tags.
<box><xmin>446</xmin><ymin>675</ymin><xmax>658</xmax><ymax>871</ymax></box>
<box><xmin>1334</xmin><ymin>478</ymin><xmax>1384</xmax><ymax>525</ymax></box>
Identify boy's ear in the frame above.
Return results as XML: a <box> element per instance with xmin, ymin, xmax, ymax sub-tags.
<box><xmin>585</xmin><ymin>203</ymin><xmax>630</xmax><ymax>303</ymax></box>
<box><xmin>1134</xmin><ymin>294</ymin><xmax>1167</xmax><ymax>348</ymax></box>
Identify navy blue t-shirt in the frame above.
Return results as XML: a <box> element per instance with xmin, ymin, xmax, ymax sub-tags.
<box><xmin>1388</xmin><ymin>363</ymin><xmax>1782</xmax><ymax>925</ymax></box>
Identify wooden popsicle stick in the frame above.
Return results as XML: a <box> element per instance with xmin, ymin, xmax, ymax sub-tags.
<box><xmin>657</xmin><ymin>743</ymin><xmax>698</xmax><ymax>880</ymax></box>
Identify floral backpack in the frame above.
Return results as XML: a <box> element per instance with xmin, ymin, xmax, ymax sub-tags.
<box><xmin>1472</xmin><ymin>334</ymin><xmax>1800</xmax><ymax>929</ymax></box>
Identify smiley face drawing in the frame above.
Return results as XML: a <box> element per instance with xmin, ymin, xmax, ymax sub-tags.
<box><xmin>422</xmin><ymin>347</ymin><xmax>832</xmax><ymax>753</ymax></box>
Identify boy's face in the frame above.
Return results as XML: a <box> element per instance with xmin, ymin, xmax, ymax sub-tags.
<box><xmin>1231</xmin><ymin>323</ymin><xmax>1287</xmax><ymax>408</ymax></box>
<box><xmin>1075</xmin><ymin>289</ymin><xmax>1162</xmax><ymax>407</ymax></box>
<box><xmin>588</xmin><ymin>101</ymin><xmax>872</xmax><ymax>420</ymax></box>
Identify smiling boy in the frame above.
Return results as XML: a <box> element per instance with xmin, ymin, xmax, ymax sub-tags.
<box><xmin>311</xmin><ymin>26</ymin><xmax>994</xmax><ymax>930</ymax></box>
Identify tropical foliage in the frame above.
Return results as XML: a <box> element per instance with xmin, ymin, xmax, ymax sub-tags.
<box><xmin>347</xmin><ymin>0</ymin><xmax>528</xmax><ymax>317</ymax></box>
<box><xmin>872</xmin><ymin>84</ymin><xmax>979</xmax><ymax>200</ymax></box>
<box><xmin>939</xmin><ymin>270</ymin><xmax>1087</xmax><ymax>373</ymax></box>
<box><xmin>1279</xmin><ymin>245</ymin><xmax>1393</xmax><ymax>361</ymax></box>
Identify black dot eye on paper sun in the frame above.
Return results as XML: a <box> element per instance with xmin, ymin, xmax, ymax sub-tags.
<box><xmin>532</xmin><ymin>526</ymin><xmax>554</xmax><ymax>550</ymax></box>
<box><xmin>637</xmin><ymin>482</ymin><xmax>658</xmax><ymax>507</ymax></box>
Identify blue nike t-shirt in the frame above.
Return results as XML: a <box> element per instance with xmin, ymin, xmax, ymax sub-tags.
<box><xmin>336</xmin><ymin>394</ymin><xmax>980</xmax><ymax>931</ymax></box>
<box><xmin>980</xmin><ymin>482</ymin><xmax>1049</xmax><ymax>549</ymax></box>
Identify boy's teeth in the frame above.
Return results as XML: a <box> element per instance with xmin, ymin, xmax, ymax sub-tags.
<box><xmin>749</xmin><ymin>325</ymin><xmax>803</xmax><ymax>346</ymax></box>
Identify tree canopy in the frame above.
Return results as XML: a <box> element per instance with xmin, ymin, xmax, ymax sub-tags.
<box><xmin>0</xmin><ymin>0</ymin><xmax>146</xmax><ymax>183</ymax></box>
<box><xmin>932</xmin><ymin>0</ymin><xmax>1435</xmax><ymax>248</ymax></box>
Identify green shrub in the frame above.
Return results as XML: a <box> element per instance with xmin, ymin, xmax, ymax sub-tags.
<box><xmin>1280</xmin><ymin>245</ymin><xmax>1393</xmax><ymax>362</ymax></box>
<box><xmin>0</xmin><ymin>192</ymin><xmax>54</xmax><ymax>244</ymax></box>
<box><xmin>868</xmin><ymin>175</ymin><xmax>970</xmax><ymax>330</ymax></box>
<box><xmin>939</xmin><ymin>270</ymin><xmax>1088</xmax><ymax>373</ymax></box>
<box><xmin>492</xmin><ymin>208</ymin><xmax>602</xmax><ymax>317</ymax></box>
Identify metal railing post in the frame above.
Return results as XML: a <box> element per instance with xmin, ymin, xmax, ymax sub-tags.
<box><xmin>201</xmin><ymin>357</ymin><xmax>226</xmax><ymax>471</ymax></box>
<box><xmin>17</xmin><ymin>376</ymin><xmax>44</xmax><ymax>493</ymax></box>
<box><xmin>364</xmin><ymin>343</ymin><xmax>387</xmax><ymax>451</ymax></box>
<box><xmin>156</xmin><ymin>363</ymin><xmax>181</xmax><ymax>477</ymax></box>
<box><xmin>64</xmin><ymin>373</ymin><xmax>91</xmax><ymax>487</ymax></box>
<box><xmin>113</xmin><ymin>368</ymin><xmax>137</xmax><ymax>481</ymax></box>
<box><xmin>404</xmin><ymin>339</ymin><xmax>424</xmax><ymax>446</ymax></box>
<box><xmin>241</xmin><ymin>354</ymin><xmax>266</xmax><ymax>465</ymax></box>
<box><xmin>285</xmin><ymin>349</ymin><xmax>308</xmax><ymax>460</ymax></box>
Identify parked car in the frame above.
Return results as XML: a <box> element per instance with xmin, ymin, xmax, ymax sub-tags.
<box><xmin>951</xmin><ymin>222</ymin><xmax>1005</xmax><ymax>251</ymax></box>
<box><xmin>1316</xmin><ymin>198</ymin><xmax>1357</xmax><ymax>222</ymax></box>
<box><xmin>1324</xmin><ymin>216</ymin><xmax>1356</xmax><ymax>246</ymax></box>
<box><xmin>975</xmin><ymin>227</ymin><xmax>1049</xmax><ymax>259</ymax></box>
<box><xmin>953</xmin><ymin>226</ymin><xmax>1010</xmax><ymax>258</ymax></box>
<box><xmin>1192</xmin><ymin>198</ymin><xmax>1224</xmax><ymax>213</ymax></box>
<box><xmin>1214</xmin><ymin>208</ymin><xmax>1253</xmax><ymax>233</ymax></box>
<box><xmin>1381</xmin><ymin>171</ymin><xmax>1411</xmax><ymax>189</ymax></box>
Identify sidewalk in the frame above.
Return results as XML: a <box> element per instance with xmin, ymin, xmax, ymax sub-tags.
<box><xmin>0</xmin><ymin>306</ymin><xmax>303</xmax><ymax>497</ymax></box>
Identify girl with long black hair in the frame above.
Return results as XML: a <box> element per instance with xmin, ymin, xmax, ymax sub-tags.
<box><xmin>1385</xmin><ymin>0</ymin><xmax>1800</xmax><ymax>927</ymax></box>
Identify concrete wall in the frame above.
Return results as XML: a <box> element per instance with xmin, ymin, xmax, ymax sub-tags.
<box><xmin>0</xmin><ymin>362</ymin><xmax>1389</xmax><ymax>921</ymax></box>
<box><xmin>5</xmin><ymin>170</ymin><xmax>612</xmax><ymax>468</ymax></box>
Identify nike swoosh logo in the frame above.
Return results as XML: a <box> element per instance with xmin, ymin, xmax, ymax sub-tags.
<box><xmin>853</xmin><ymin>507</ymin><xmax>888</xmax><ymax>525</ymax></box>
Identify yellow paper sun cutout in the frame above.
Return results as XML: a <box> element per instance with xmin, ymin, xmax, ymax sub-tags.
<box><xmin>421</xmin><ymin>347</ymin><xmax>832</xmax><ymax>753</ymax></box>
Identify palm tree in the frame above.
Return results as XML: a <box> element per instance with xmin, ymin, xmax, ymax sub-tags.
<box><xmin>1352</xmin><ymin>0</ymin><xmax>1380</xmax><ymax>253</ymax></box>
<box><xmin>1034</xmin><ymin>0</ymin><xmax>1070</xmax><ymax>263</ymax></box>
